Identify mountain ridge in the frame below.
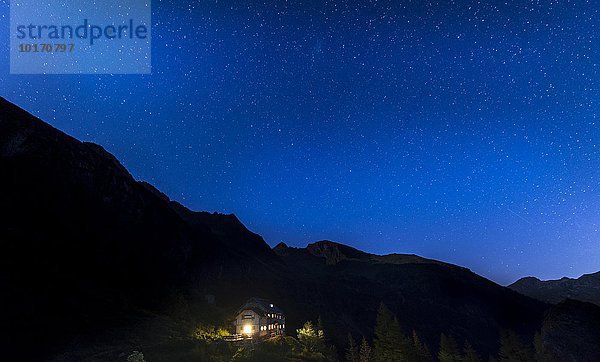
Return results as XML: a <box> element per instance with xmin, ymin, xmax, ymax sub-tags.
<box><xmin>276</xmin><ymin>239</ymin><xmax>460</xmax><ymax>269</ymax></box>
<box><xmin>509</xmin><ymin>271</ymin><xmax>600</xmax><ymax>306</ymax></box>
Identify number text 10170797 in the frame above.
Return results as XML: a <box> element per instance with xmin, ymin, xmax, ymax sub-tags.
<box><xmin>18</xmin><ymin>43</ymin><xmax>75</xmax><ymax>53</ymax></box>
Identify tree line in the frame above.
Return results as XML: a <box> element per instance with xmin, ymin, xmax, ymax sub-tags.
<box><xmin>345</xmin><ymin>303</ymin><xmax>541</xmax><ymax>362</ymax></box>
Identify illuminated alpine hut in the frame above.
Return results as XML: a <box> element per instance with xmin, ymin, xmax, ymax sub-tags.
<box><xmin>234</xmin><ymin>298</ymin><xmax>285</xmax><ymax>338</ymax></box>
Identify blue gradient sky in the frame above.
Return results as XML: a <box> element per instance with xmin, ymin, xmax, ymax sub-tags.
<box><xmin>1</xmin><ymin>0</ymin><xmax>599</xmax><ymax>284</ymax></box>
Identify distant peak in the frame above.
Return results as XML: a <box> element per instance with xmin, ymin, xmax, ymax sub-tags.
<box><xmin>274</xmin><ymin>242</ymin><xmax>288</xmax><ymax>250</ymax></box>
<box><xmin>308</xmin><ymin>240</ymin><xmax>357</xmax><ymax>250</ymax></box>
<box><xmin>306</xmin><ymin>240</ymin><xmax>369</xmax><ymax>265</ymax></box>
<box><xmin>273</xmin><ymin>242</ymin><xmax>290</xmax><ymax>256</ymax></box>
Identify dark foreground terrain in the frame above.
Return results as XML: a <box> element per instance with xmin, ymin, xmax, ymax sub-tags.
<box><xmin>1</xmin><ymin>97</ymin><xmax>599</xmax><ymax>361</ymax></box>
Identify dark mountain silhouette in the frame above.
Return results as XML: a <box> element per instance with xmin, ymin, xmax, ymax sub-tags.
<box><xmin>1</xmin><ymin>97</ymin><xmax>599</xmax><ymax>361</ymax></box>
<box><xmin>537</xmin><ymin>299</ymin><xmax>600</xmax><ymax>360</ymax></box>
<box><xmin>273</xmin><ymin>241</ymin><xmax>545</xmax><ymax>355</ymax></box>
<box><xmin>509</xmin><ymin>272</ymin><xmax>600</xmax><ymax>306</ymax></box>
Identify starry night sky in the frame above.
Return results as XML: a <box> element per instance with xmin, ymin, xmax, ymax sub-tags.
<box><xmin>1</xmin><ymin>0</ymin><xmax>599</xmax><ymax>284</ymax></box>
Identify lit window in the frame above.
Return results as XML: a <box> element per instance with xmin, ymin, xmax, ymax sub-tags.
<box><xmin>243</xmin><ymin>324</ymin><xmax>252</xmax><ymax>335</ymax></box>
